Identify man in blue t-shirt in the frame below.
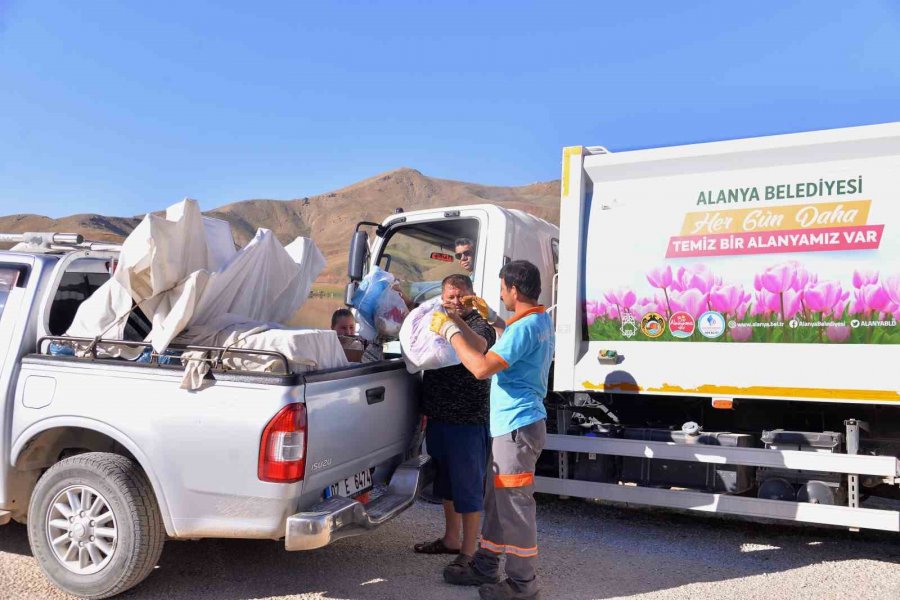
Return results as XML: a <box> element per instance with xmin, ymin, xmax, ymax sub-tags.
<box><xmin>430</xmin><ymin>260</ymin><xmax>553</xmax><ymax>600</ymax></box>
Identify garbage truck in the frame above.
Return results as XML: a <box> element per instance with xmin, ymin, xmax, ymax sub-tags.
<box><xmin>547</xmin><ymin>122</ymin><xmax>900</xmax><ymax>532</ymax></box>
<box><xmin>349</xmin><ymin>122</ymin><xmax>900</xmax><ymax>532</ymax></box>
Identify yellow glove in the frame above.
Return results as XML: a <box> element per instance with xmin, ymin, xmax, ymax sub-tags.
<box><xmin>462</xmin><ymin>296</ymin><xmax>498</xmax><ymax>324</ymax></box>
<box><xmin>429</xmin><ymin>311</ymin><xmax>461</xmax><ymax>341</ymax></box>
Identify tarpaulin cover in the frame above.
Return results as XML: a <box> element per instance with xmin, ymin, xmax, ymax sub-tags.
<box><xmin>66</xmin><ymin>199</ymin><xmax>347</xmax><ymax>384</ymax></box>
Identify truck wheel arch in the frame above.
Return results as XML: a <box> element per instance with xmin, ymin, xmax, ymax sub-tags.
<box><xmin>11</xmin><ymin>417</ymin><xmax>175</xmax><ymax>536</ymax></box>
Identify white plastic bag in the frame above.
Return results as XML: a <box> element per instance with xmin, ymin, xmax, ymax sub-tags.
<box><xmin>399</xmin><ymin>297</ymin><xmax>460</xmax><ymax>373</ymax></box>
<box><xmin>375</xmin><ymin>288</ymin><xmax>409</xmax><ymax>337</ymax></box>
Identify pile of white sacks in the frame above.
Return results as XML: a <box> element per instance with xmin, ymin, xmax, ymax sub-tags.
<box><xmin>66</xmin><ymin>199</ymin><xmax>347</xmax><ymax>389</ymax></box>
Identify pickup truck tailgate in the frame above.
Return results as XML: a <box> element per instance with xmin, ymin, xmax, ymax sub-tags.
<box><xmin>302</xmin><ymin>360</ymin><xmax>420</xmax><ymax>495</ymax></box>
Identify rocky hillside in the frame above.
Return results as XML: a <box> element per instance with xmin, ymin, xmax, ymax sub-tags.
<box><xmin>0</xmin><ymin>168</ymin><xmax>561</xmax><ymax>283</ymax></box>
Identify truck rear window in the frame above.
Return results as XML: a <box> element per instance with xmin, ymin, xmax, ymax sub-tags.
<box><xmin>0</xmin><ymin>266</ymin><xmax>27</xmax><ymax>320</ymax></box>
<box><xmin>48</xmin><ymin>272</ymin><xmax>110</xmax><ymax>335</ymax></box>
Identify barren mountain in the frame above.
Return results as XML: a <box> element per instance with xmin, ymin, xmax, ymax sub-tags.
<box><xmin>0</xmin><ymin>168</ymin><xmax>560</xmax><ymax>283</ymax></box>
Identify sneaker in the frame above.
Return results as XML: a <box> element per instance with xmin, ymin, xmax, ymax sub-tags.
<box><xmin>443</xmin><ymin>555</ymin><xmax>500</xmax><ymax>586</ymax></box>
<box><xmin>478</xmin><ymin>579</ymin><xmax>540</xmax><ymax>600</ymax></box>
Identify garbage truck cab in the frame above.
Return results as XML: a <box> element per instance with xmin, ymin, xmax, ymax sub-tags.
<box><xmin>345</xmin><ymin>204</ymin><xmax>560</xmax><ymax>324</ymax></box>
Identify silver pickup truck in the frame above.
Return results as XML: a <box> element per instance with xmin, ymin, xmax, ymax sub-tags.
<box><xmin>0</xmin><ymin>235</ymin><xmax>429</xmax><ymax>599</ymax></box>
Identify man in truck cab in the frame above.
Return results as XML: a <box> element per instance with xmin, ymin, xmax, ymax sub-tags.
<box><xmin>414</xmin><ymin>274</ymin><xmax>496</xmax><ymax>572</ymax></box>
<box><xmin>455</xmin><ymin>237</ymin><xmax>475</xmax><ymax>273</ymax></box>
<box><xmin>430</xmin><ymin>260</ymin><xmax>552</xmax><ymax>600</ymax></box>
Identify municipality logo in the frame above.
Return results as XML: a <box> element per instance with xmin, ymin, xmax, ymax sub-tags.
<box><xmin>620</xmin><ymin>313</ymin><xmax>638</xmax><ymax>338</ymax></box>
<box><xmin>698</xmin><ymin>311</ymin><xmax>725</xmax><ymax>339</ymax></box>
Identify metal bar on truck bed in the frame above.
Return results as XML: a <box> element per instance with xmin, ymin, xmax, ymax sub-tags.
<box><xmin>534</xmin><ymin>476</ymin><xmax>900</xmax><ymax>532</ymax></box>
<box><xmin>543</xmin><ymin>434</ymin><xmax>900</xmax><ymax>479</ymax></box>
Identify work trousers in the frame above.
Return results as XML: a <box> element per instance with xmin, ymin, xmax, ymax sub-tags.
<box><xmin>473</xmin><ymin>419</ymin><xmax>546</xmax><ymax>596</ymax></box>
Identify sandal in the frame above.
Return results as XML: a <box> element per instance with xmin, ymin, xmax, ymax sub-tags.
<box><xmin>414</xmin><ymin>538</ymin><xmax>461</xmax><ymax>555</ymax></box>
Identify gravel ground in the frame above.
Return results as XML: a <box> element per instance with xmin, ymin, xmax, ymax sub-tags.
<box><xmin>1</xmin><ymin>496</ymin><xmax>899</xmax><ymax>600</ymax></box>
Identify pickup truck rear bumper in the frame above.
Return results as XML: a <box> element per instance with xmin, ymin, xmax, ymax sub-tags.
<box><xmin>285</xmin><ymin>454</ymin><xmax>433</xmax><ymax>551</ymax></box>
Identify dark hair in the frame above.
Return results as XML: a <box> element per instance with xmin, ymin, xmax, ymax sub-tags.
<box><xmin>499</xmin><ymin>260</ymin><xmax>541</xmax><ymax>301</ymax></box>
<box><xmin>454</xmin><ymin>237</ymin><xmax>474</xmax><ymax>249</ymax></box>
<box><xmin>331</xmin><ymin>308</ymin><xmax>354</xmax><ymax>329</ymax></box>
<box><xmin>442</xmin><ymin>274</ymin><xmax>474</xmax><ymax>293</ymax></box>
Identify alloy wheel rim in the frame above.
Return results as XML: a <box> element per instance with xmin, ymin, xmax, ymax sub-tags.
<box><xmin>46</xmin><ymin>484</ymin><xmax>118</xmax><ymax>574</ymax></box>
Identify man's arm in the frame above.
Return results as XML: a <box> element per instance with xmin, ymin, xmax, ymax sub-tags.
<box><xmin>449</xmin><ymin>334</ymin><xmax>506</xmax><ymax>380</ymax></box>
<box><xmin>435</xmin><ymin>312</ymin><xmax>506</xmax><ymax>380</ymax></box>
<box><xmin>491</xmin><ymin>316</ymin><xmax>506</xmax><ymax>338</ymax></box>
<box><xmin>441</xmin><ymin>311</ymin><xmax>489</xmax><ymax>354</ymax></box>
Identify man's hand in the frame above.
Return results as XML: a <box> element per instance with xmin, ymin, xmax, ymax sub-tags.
<box><xmin>461</xmin><ymin>295</ymin><xmax>498</xmax><ymax>324</ymax></box>
<box><xmin>430</xmin><ymin>311</ymin><xmax>461</xmax><ymax>341</ymax></box>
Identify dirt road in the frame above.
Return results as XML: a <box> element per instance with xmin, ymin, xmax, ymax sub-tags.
<box><xmin>2</xmin><ymin>497</ymin><xmax>898</xmax><ymax>599</ymax></box>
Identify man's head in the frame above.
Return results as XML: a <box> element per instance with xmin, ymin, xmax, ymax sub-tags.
<box><xmin>498</xmin><ymin>260</ymin><xmax>541</xmax><ymax>311</ymax></box>
<box><xmin>331</xmin><ymin>308</ymin><xmax>356</xmax><ymax>336</ymax></box>
<box><xmin>454</xmin><ymin>237</ymin><xmax>475</xmax><ymax>272</ymax></box>
<box><xmin>441</xmin><ymin>274</ymin><xmax>475</xmax><ymax>315</ymax></box>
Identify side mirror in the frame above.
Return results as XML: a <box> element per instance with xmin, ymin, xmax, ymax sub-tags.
<box><xmin>347</xmin><ymin>231</ymin><xmax>369</xmax><ymax>282</ymax></box>
<box><xmin>344</xmin><ymin>281</ymin><xmax>359</xmax><ymax>307</ymax></box>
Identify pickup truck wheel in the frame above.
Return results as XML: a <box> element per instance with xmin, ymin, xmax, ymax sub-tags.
<box><xmin>27</xmin><ymin>452</ymin><xmax>165</xmax><ymax>599</ymax></box>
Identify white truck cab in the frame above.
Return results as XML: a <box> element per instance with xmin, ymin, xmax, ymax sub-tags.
<box><xmin>345</xmin><ymin>204</ymin><xmax>559</xmax><ymax>320</ymax></box>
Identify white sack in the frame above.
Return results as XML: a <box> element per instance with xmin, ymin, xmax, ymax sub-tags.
<box><xmin>178</xmin><ymin>229</ymin><xmax>324</xmax><ymax>343</ymax></box>
<box><xmin>179</xmin><ymin>322</ymin><xmax>348</xmax><ymax>390</ymax></box>
<box><xmin>65</xmin><ymin>198</ymin><xmax>336</xmax><ymax>384</ymax></box>
<box><xmin>66</xmin><ymin>199</ymin><xmax>235</xmax><ymax>345</ymax></box>
<box><xmin>399</xmin><ymin>296</ymin><xmax>460</xmax><ymax>373</ymax></box>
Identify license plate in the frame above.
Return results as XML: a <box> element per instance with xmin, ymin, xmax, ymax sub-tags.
<box><xmin>324</xmin><ymin>468</ymin><xmax>373</xmax><ymax>499</ymax></box>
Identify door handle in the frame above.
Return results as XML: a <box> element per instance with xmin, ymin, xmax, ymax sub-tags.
<box><xmin>366</xmin><ymin>386</ymin><xmax>385</xmax><ymax>405</ymax></box>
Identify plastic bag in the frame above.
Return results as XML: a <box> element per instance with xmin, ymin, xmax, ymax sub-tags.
<box><xmin>375</xmin><ymin>287</ymin><xmax>409</xmax><ymax>337</ymax></box>
<box><xmin>399</xmin><ymin>296</ymin><xmax>460</xmax><ymax>373</ymax></box>
<box><xmin>351</xmin><ymin>267</ymin><xmax>395</xmax><ymax>339</ymax></box>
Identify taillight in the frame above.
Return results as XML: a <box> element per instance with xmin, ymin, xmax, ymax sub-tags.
<box><xmin>258</xmin><ymin>403</ymin><xmax>307</xmax><ymax>483</ymax></box>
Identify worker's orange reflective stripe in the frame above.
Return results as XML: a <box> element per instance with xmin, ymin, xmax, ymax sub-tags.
<box><xmin>494</xmin><ymin>472</ymin><xmax>534</xmax><ymax>488</ymax></box>
<box><xmin>480</xmin><ymin>538</ymin><xmax>538</xmax><ymax>557</ymax></box>
<box><xmin>506</xmin><ymin>545</ymin><xmax>539</xmax><ymax>558</ymax></box>
<box><xmin>480</xmin><ymin>538</ymin><xmax>505</xmax><ymax>554</ymax></box>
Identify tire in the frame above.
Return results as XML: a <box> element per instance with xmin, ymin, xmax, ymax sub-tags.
<box><xmin>27</xmin><ymin>452</ymin><xmax>165</xmax><ymax>599</ymax></box>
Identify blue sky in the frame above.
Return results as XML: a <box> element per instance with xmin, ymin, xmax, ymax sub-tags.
<box><xmin>1</xmin><ymin>1</ymin><xmax>898</xmax><ymax>218</ymax></box>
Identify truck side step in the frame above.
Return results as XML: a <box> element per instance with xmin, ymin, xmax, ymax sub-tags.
<box><xmin>535</xmin><ymin>476</ymin><xmax>900</xmax><ymax>532</ymax></box>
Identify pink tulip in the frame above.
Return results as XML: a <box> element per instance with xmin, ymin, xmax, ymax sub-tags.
<box><xmin>646</xmin><ymin>266</ymin><xmax>673</xmax><ymax>289</ymax></box>
<box><xmin>760</xmin><ymin>264</ymin><xmax>796</xmax><ymax>294</ymax></box>
<box><xmin>852</xmin><ymin>270</ymin><xmax>879</xmax><ymax>289</ymax></box>
<box><xmin>861</xmin><ymin>283</ymin><xmax>891</xmax><ymax>312</ymax></box>
<box><xmin>850</xmin><ymin>291</ymin><xmax>866</xmax><ymax>314</ymax></box>
<box><xmin>604</xmin><ymin>288</ymin><xmax>637</xmax><ymax>309</ymax></box>
<box><xmin>884</xmin><ymin>274</ymin><xmax>900</xmax><ymax>305</ymax></box>
<box><xmin>789</xmin><ymin>262</ymin><xmax>813</xmax><ymax>291</ymax></box>
<box><xmin>830</xmin><ymin>299</ymin><xmax>848</xmax><ymax>319</ymax></box>
<box><xmin>802</xmin><ymin>281</ymin><xmax>842</xmax><ymax>313</ymax></box>
<box><xmin>730</xmin><ymin>325</ymin><xmax>753</xmax><ymax>342</ymax></box>
<box><xmin>674</xmin><ymin>264</ymin><xmax>716</xmax><ymax>294</ymax></box>
<box><xmin>753</xmin><ymin>273</ymin><xmax>763</xmax><ymax>292</ymax></box>
<box><xmin>755</xmin><ymin>290</ymin><xmax>781</xmax><ymax>315</ymax></box>
<box><xmin>735</xmin><ymin>301</ymin><xmax>750</xmax><ymax>320</ymax></box>
<box><xmin>826</xmin><ymin>325</ymin><xmax>851</xmax><ymax>343</ymax></box>
<box><xmin>709</xmin><ymin>284</ymin><xmax>744</xmax><ymax>314</ymax></box>
<box><xmin>669</xmin><ymin>288</ymin><xmax>708</xmax><ymax>320</ymax></box>
<box><xmin>782</xmin><ymin>290</ymin><xmax>803</xmax><ymax>320</ymax></box>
